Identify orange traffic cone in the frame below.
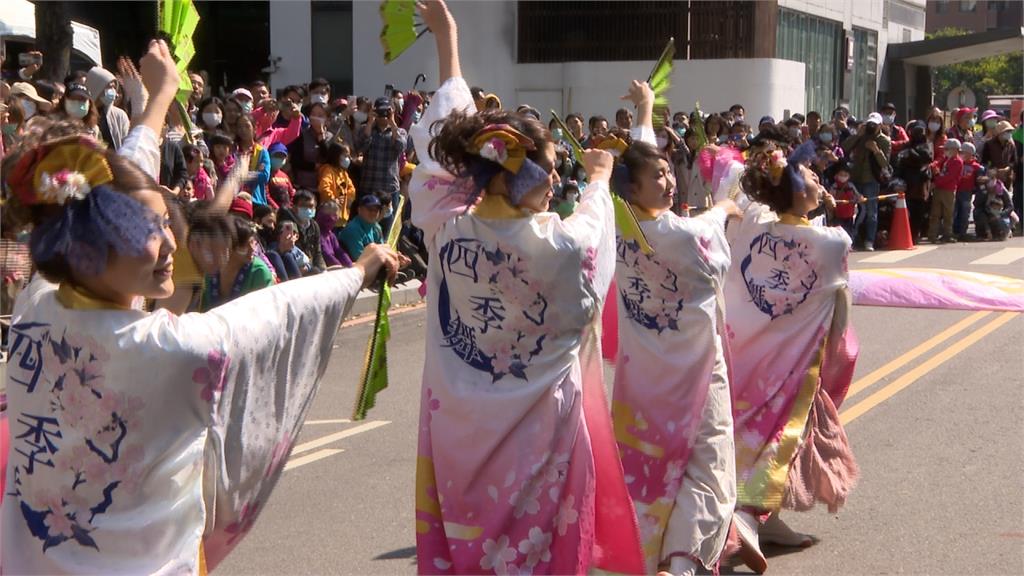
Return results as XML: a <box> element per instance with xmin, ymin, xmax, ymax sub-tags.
<box><xmin>888</xmin><ymin>192</ymin><xmax>914</xmax><ymax>250</ymax></box>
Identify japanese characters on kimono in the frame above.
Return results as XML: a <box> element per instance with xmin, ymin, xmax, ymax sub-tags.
<box><xmin>407</xmin><ymin>76</ymin><xmax>642</xmax><ymax>575</ymax></box>
<box><xmin>612</xmin><ymin>207</ymin><xmax>737</xmax><ymax>571</ymax></box>
<box><xmin>723</xmin><ymin>203</ymin><xmax>857</xmax><ymax>513</ymax></box>
<box><xmin>2</xmin><ymin>268</ymin><xmax>364</xmax><ymax>574</ymax></box>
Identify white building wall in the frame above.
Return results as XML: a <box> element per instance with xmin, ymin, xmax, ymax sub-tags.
<box><xmin>269</xmin><ymin>0</ymin><xmax>313</xmax><ymax>91</ymax></box>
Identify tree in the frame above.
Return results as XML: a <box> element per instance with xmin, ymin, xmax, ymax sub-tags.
<box><xmin>929</xmin><ymin>27</ymin><xmax>1024</xmax><ymax>111</ymax></box>
<box><xmin>35</xmin><ymin>1</ymin><xmax>74</xmax><ymax>83</ymax></box>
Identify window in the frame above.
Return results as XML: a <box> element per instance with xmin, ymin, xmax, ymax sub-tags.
<box><xmin>517</xmin><ymin>2</ymin><xmax>687</xmax><ymax>63</ymax></box>
<box><xmin>851</xmin><ymin>28</ymin><xmax>878</xmax><ymax>119</ymax></box>
<box><xmin>959</xmin><ymin>0</ymin><xmax>977</xmax><ymax>12</ymax></box>
<box><xmin>935</xmin><ymin>0</ymin><xmax>947</xmax><ymax>14</ymax></box>
<box><xmin>776</xmin><ymin>8</ymin><xmax>843</xmax><ymax>116</ymax></box>
<box><xmin>990</xmin><ymin>1</ymin><xmax>1007</xmax><ymax>11</ymax></box>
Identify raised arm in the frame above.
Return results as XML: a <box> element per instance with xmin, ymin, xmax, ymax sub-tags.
<box><xmin>623</xmin><ymin>80</ymin><xmax>655</xmax><ymax>145</ymax></box>
<box><xmin>419</xmin><ymin>0</ymin><xmax>461</xmax><ymax>84</ymax></box>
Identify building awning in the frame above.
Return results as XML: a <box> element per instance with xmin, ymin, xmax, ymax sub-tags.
<box><xmin>0</xmin><ymin>0</ymin><xmax>103</xmax><ymax>66</ymax></box>
<box><xmin>889</xmin><ymin>27</ymin><xmax>1023</xmax><ymax>67</ymax></box>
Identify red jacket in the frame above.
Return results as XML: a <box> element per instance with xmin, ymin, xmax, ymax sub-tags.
<box><xmin>931</xmin><ymin>154</ymin><xmax>963</xmax><ymax>191</ymax></box>
<box><xmin>957</xmin><ymin>160</ymin><xmax>983</xmax><ymax>193</ymax></box>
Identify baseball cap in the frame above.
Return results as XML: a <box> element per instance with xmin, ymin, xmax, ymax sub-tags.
<box><xmin>944</xmin><ymin>138</ymin><xmax>961</xmax><ymax>150</ymax></box>
<box><xmin>65</xmin><ymin>83</ymin><xmax>91</xmax><ymax>100</ymax></box>
<box><xmin>268</xmin><ymin>142</ymin><xmax>289</xmax><ymax>156</ymax></box>
<box><xmin>865</xmin><ymin>112</ymin><xmax>884</xmax><ymax>126</ymax></box>
<box><xmin>758</xmin><ymin>115</ymin><xmax>775</xmax><ymax>127</ymax></box>
<box><xmin>230</xmin><ymin>197</ymin><xmax>254</xmax><ymax>219</ymax></box>
<box><xmin>955</xmin><ymin>107</ymin><xmax>977</xmax><ymax>120</ymax></box>
<box><xmin>357</xmin><ymin>194</ymin><xmax>382</xmax><ymax>208</ymax></box>
<box><xmin>961</xmin><ymin>142</ymin><xmax>976</xmax><ymax>155</ymax></box>
<box><xmin>373</xmin><ymin>97</ymin><xmax>392</xmax><ymax>113</ymax></box>
<box><xmin>231</xmin><ymin>88</ymin><xmax>254</xmax><ymax>102</ymax></box>
<box><xmin>11</xmin><ymin>82</ymin><xmax>50</xmax><ymax>105</ymax></box>
<box><xmin>880</xmin><ymin>102</ymin><xmax>897</xmax><ymax>112</ymax></box>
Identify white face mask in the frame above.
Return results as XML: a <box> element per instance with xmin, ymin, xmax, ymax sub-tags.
<box><xmin>882</xmin><ymin>114</ymin><xmax>895</xmax><ymax>125</ymax></box>
<box><xmin>310</xmin><ymin>92</ymin><xmax>329</xmax><ymax>105</ymax></box>
<box><xmin>789</xmin><ymin>127</ymin><xmax>801</xmax><ymax>139</ymax></box>
<box><xmin>65</xmin><ymin>98</ymin><xmax>90</xmax><ymax>119</ymax></box>
<box><xmin>999</xmin><ymin>132</ymin><xmax>1012</xmax><ymax>142</ymax></box>
<box><xmin>19</xmin><ymin>98</ymin><xmax>37</xmax><ymax>119</ymax></box>
<box><xmin>928</xmin><ymin>121</ymin><xmax>941</xmax><ymax>133</ymax></box>
<box><xmin>203</xmin><ymin>112</ymin><xmax>223</xmax><ymax>127</ymax></box>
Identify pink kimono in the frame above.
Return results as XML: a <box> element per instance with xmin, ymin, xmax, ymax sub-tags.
<box><xmin>723</xmin><ymin>205</ymin><xmax>859</xmax><ymax>514</ymax></box>
<box><xmin>408</xmin><ymin>77</ymin><xmax>643</xmax><ymax>575</ymax></box>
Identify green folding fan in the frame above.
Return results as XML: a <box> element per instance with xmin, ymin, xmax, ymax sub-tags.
<box><xmin>380</xmin><ymin>0</ymin><xmax>428</xmax><ymax>64</ymax></box>
<box><xmin>646</xmin><ymin>38</ymin><xmax>675</xmax><ymax>130</ymax></box>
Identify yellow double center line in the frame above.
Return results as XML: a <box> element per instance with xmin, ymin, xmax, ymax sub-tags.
<box><xmin>839</xmin><ymin>310</ymin><xmax>1019</xmax><ymax>425</ymax></box>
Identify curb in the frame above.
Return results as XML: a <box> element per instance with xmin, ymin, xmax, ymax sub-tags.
<box><xmin>350</xmin><ymin>279</ymin><xmax>424</xmax><ymax>317</ymax></box>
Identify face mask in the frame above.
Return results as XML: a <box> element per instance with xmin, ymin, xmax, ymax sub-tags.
<box><xmin>203</xmin><ymin>112</ymin><xmax>222</xmax><ymax>127</ymax></box>
<box><xmin>2</xmin><ymin>123</ymin><xmax>17</xmax><ymax>137</ymax></box>
<box><xmin>394</xmin><ymin>98</ymin><xmax>404</xmax><ymax>110</ymax></box>
<box><xmin>310</xmin><ymin>92</ymin><xmax>329</xmax><ymax>105</ymax></box>
<box><xmin>240</xmin><ymin>101</ymin><xmax>253</xmax><ymax>114</ymax></box>
<box><xmin>19</xmin><ymin>98</ymin><xmax>37</xmax><ymax>119</ymax></box>
<box><xmin>735</xmin><ymin>116</ymin><xmax>744</xmax><ymax>124</ymax></box>
<box><xmin>835</xmin><ymin>174</ymin><xmax>849</xmax><ymax>184</ymax></box>
<box><xmin>882</xmin><ymin>114</ymin><xmax>895</xmax><ymax>125</ymax></box>
<box><xmin>101</xmin><ymin>87</ymin><xmax>117</xmax><ymax>106</ymax></box>
<box><xmin>298</xmin><ymin>207</ymin><xmax>316</xmax><ymax>221</ymax></box>
<box><xmin>382</xmin><ymin>207</ymin><xmax>394</xmax><ymax>219</ymax></box>
<box><xmin>819</xmin><ymin>132</ymin><xmax>834</xmax><ymax>143</ymax></box>
<box><xmin>270</xmin><ymin>157</ymin><xmax>286</xmax><ymax>171</ymax></box>
<box><xmin>999</xmin><ymin>132</ymin><xmax>1012</xmax><ymax>142</ymax></box>
<box><xmin>966</xmin><ymin>118</ymin><xmax>976</xmax><ymax>128</ymax></box>
<box><xmin>65</xmin><ymin>99</ymin><xmax>89</xmax><ymax>119</ymax></box>
<box><xmin>928</xmin><ymin>121</ymin><xmax>941</xmax><ymax>133</ymax></box>
<box><xmin>340</xmin><ymin>156</ymin><xmax>352</xmax><ymax>170</ymax></box>
<box><xmin>413</xmin><ymin>110</ymin><xmax>422</xmax><ymax>124</ymax></box>
<box><xmin>675</xmin><ymin>127</ymin><xmax>686</xmax><ymax>138</ymax></box>
<box><xmin>354</xmin><ymin>111</ymin><xmax>368</xmax><ymax>124</ymax></box>
<box><xmin>552</xmin><ymin>128</ymin><xmax>564</xmax><ymax>141</ymax></box>
<box><xmin>655</xmin><ymin>136</ymin><xmax>668</xmax><ymax>149</ymax></box>
<box><xmin>984</xmin><ymin>119</ymin><xmax>997</xmax><ymax>130</ymax></box>
<box><xmin>789</xmin><ymin>127</ymin><xmax>801</xmax><ymax>139</ymax></box>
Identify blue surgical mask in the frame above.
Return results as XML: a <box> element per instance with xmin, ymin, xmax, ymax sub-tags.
<box><xmin>675</xmin><ymin>127</ymin><xmax>686</xmax><ymax>138</ymax></box>
<box><xmin>101</xmin><ymin>87</ymin><xmax>117</xmax><ymax>106</ymax></box>
<box><xmin>299</xmin><ymin>207</ymin><xmax>315</xmax><ymax>221</ymax></box>
<box><xmin>65</xmin><ymin>99</ymin><xmax>90</xmax><ymax>119</ymax></box>
<box><xmin>240</xmin><ymin>101</ymin><xmax>254</xmax><ymax>114</ymax></box>
<box><xmin>552</xmin><ymin>128</ymin><xmax>564</xmax><ymax>142</ymax></box>
<box><xmin>270</xmin><ymin>157</ymin><xmax>286</xmax><ymax>171</ymax></box>
<box><xmin>340</xmin><ymin>156</ymin><xmax>352</xmax><ymax>170</ymax></box>
<box><xmin>819</xmin><ymin>132</ymin><xmax>834</xmax><ymax>143</ymax></box>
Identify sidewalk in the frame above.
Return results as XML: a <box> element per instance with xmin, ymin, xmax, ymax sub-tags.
<box><xmin>349</xmin><ymin>279</ymin><xmax>424</xmax><ymax>317</ymax></box>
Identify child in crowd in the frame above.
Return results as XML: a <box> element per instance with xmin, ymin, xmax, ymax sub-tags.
<box><xmin>318</xmin><ymin>141</ymin><xmax>357</xmax><ymax>222</ymax></box>
<box><xmin>268</xmin><ymin>142</ymin><xmax>296</xmax><ymax>209</ymax></box>
<box><xmin>829</xmin><ymin>162</ymin><xmax>861</xmax><ymax>241</ymax></box>
<box><xmin>955</xmin><ymin>142</ymin><xmax>984</xmax><ymax>240</ymax></box>
<box><xmin>337</xmin><ymin>193</ymin><xmax>384</xmax><ymax>260</ymax></box>
<box><xmin>208</xmin><ymin>131</ymin><xmax>237</xmax><ymax>182</ymax></box>
<box><xmin>975</xmin><ymin>177</ymin><xmax>1016</xmax><ymax>241</ymax></box>
<box><xmin>317</xmin><ymin>201</ymin><xmax>354</xmax><ymax>267</ymax></box>
<box><xmin>928</xmin><ymin>138</ymin><xmax>963</xmax><ymax>243</ymax></box>
<box><xmin>291</xmin><ymin>191</ymin><xmax>327</xmax><ymax>273</ymax></box>
<box><xmin>182</xmin><ymin>143</ymin><xmax>213</xmax><ymax>201</ymax></box>
<box><xmin>275</xmin><ymin>218</ymin><xmax>313</xmax><ymax>275</ymax></box>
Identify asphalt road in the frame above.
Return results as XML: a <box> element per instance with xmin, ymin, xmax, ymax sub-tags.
<box><xmin>218</xmin><ymin>236</ymin><xmax>1024</xmax><ymax>576</ymax></box>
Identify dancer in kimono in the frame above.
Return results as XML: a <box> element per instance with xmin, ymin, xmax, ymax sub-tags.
<box><xmin>1</xmin><ymin>40</ymin><xmax>403</xmax><ymax>574</ymax></box>
<box><xmin>409</xmin><ymin>2</ymin><xmax>642</xmax><ymax>574</ymax></box>
<box><xmin>723</xmin><ymin>141</ymin><xmax>859</xmax><ymax>573</ymax></box>
<box><xmin>610</xmin><ymin>107</ymin><xmax>740</xmax><ymax>576</ymax></box>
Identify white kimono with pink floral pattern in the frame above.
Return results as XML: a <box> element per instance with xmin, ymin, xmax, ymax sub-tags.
<box><xmin>1</xmin><ymin>269</ymin><xmax>363</xmax><ymax>574</ymax></box>
<box><xmin>409</xmin><ymin>77</ymin><xmax>642</xmax><ymax>576</ymax></box>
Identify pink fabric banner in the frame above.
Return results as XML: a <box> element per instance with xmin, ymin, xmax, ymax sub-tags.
<box><xmin>850</xmin><ymin>268</ymin><xmax>1024</xmax><ymax>312</ymax></box>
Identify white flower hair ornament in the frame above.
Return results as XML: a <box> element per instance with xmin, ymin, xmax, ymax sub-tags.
<box><xmin>38</xmin><ymin>169</ymin><xmax>93</xmax><ymax>205</ymax></box>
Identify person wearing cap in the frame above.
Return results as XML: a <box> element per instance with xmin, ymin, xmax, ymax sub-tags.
<box><xmin>337</xmin><ymin>192</ymin><xmax>385</xmax><ymax>260</ymax></box>
<box><xmin>947</xmin><ymin>107</ymin><xmax>977</xmax><ymax>144</ymax></box>
<box><xmin>357</xmin><ymin>96</ymin><xmax>408</xmax><ymax>216</ymax></box>
<box><xmin>927</xmin><ymin>138</ymin><xmax>964</xmax><ymax>243</ymax></box>
<box><xmin>980</xmin><ymin>120</ymin><xmax>1017</xmax><ymax>188</ymax></box>
<box><xmin>879</xmin><ymin>102</ymin><xmax>909</xmax><ymax>152</ymax></box>
<box><xmin>267</xmin><ymin>142</ymin><xmax>296</xmax><ymax>208</ymax></box>
<box><xmin>978</xmin><ymin>109</ymin><xmax>1002</xmax><ymax>140</ymax></box>
<box><xmin>955</xmin><ymin>141</ymin><xmax>985</xmax><ymax>240</ymax></box>
<box><xmin>841</xmin><ymin>111</ymin><xmax>891</xmax><ymax>251</ymax></box>
<box><xmin>8</xmin><ymin>82</ymin><xmax>51</xmax><ymax>129</ymax></box>
<box><xmin>757</xmin><ymin>115</ymin><xmax>776</xmax><ymax>133</ymax></box>
<box><xmin>86</xmin><ymin>66</ymin><xmax>131</xmax><ymax>150</ymax></box>
<box><xmin>54</xmin><ymin>82</ymin><xmax>96</xmax><ymax>125</ymax></box>
<box><xmin>230</xmin><ymin>87</ymin><xmax>254</xmax><ymax>115</ymax></box>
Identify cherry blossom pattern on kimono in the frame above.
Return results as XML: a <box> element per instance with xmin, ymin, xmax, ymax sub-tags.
<box><xmin>9</xmin><ymin>327</ymin><xmax>147</xmax><ymax>552</ymax></box>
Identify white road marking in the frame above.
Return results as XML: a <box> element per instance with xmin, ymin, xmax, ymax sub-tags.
<box><xmin>970</xmin><ymin>247</ymin><xmax>1024</xmax><ymax>266</ymax></box>
<box><xmin>304</xmin><ymin>419</ymin><xmax>352</xmax><ymax>426</ymax></box>
<box><xmin>290</xmin><ymin>420</ymin><xmax>391</xmax><ymax>456</ymax></box>
<box><xmin>858</xmin><ymin>246</ymin><xmax>937</xmax><ymax>263</ymax></box>
<box><xmin>284</xmin><ymin>448</ymin><xmax>344</xmax><ymax>472</ymax></box>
